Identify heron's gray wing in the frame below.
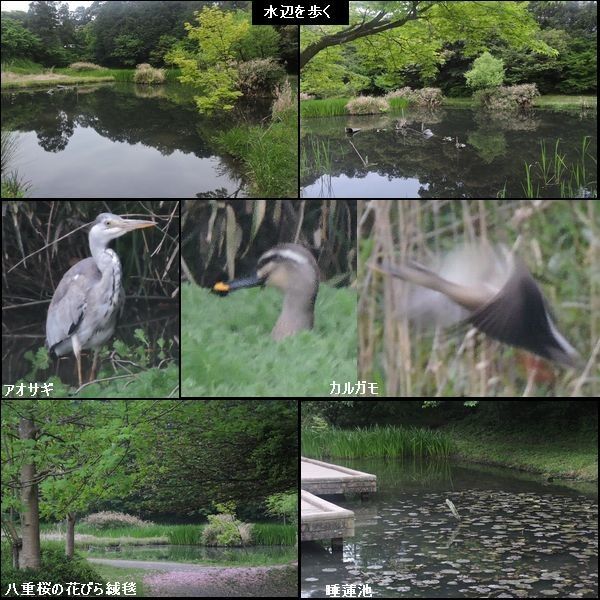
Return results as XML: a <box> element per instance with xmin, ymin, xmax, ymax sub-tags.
<box><xmin>46</xmin><ymin>258</ymin><xmax>100</xmax><ymax>351</ymax></box>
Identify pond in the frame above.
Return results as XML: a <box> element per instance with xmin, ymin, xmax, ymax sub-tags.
<box><xmin>301</xmin><ymin>459</ymin><xmax>598</xmax><ymax>598</ymax></box>
<box><xmin>82</xmin><ymin>543</ymin><xmax>296</xmax><ymax>565</ymax></box>
<box><xmin>1</xmin><ymin>83</ymin><xmax>271</xmax><ymax>198</ymax></box>
<box><xmin>300</xmin><ymin>108</ymin><xmax>597</xmax><ymax>198</ymax></box>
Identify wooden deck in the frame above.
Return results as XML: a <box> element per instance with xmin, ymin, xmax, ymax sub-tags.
<box><xmin>300</xmin><ymin>457</ymin><xmax>377</xmax><ymax>548</ymax></box>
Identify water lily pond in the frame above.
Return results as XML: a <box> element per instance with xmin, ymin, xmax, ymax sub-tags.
<box><xmin>1</xmin><ymin>83</ymin><xmax>271</xmax><ymax>198</ymax></box>
<box><xmin>300</xmin><ymin>108</ymin><xmax>597</xmax><ymax>198</ymax></box>
<box><xmin>301</xmin><ymin>459</ymin><xmax>598</xmax><ymax>598</ymax></box>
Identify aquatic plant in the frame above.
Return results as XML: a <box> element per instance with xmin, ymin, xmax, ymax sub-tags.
<box><xmin>133</xmin><ymin>63</ymin><xmax>166</xmax><ymax>84</ymax></box>
<box><xmin>302</xmin><ymin>425</ymin><xmax>453</xmax><ymax>459</ymax></box>
<box><xmin>345</xmin><ymin>96</ymin><xmax>389</xmax><ymax>115</ymax></box>
<box><xmin>252</xmin><ymin>524</ymin><xmax>296</xmax><ymax>546</ymax></box>
<box><xmin>301</xmin><ymin>98</ymin><xmax>351</xmax><ymax>118</ymax></box>
<box><xmin>522</xmin><ymin>136</ymin><xmax>596</xmax><ymax>198</ymax></box>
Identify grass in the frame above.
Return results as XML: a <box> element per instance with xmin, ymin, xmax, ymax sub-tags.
<box><xmin>301</xmin><ymin>96</ymin><xmax>409</xmax><ymax>118</ymax></box>
<box><xmin>302</xmin><ymin>425</ymin><xmax>453</xmax><ymax>459</ymax></box>
<box><xmin>218</xmin><ymin>105</ymin><xmax>298</xmax><ymax>197</ymax></box>
<box><xmin>181</xmin><ymin>283</ymin><xmax>357</xmax><ymax>397</ymax></box>
<box><xmin>444</xmin><ymin>94</ymin><xmax>597</xmax><ymax>110</ymax></box>
<box><xmin>445</xmin><ymin>421</ymin><xmax>598</xmax><ymax>481</ymax></box>
<box><xmin>521</xmin><ymin>136</ymin><xmax>596</xmax><ymax>198</ymax></box>
<box><xmin>252</xmin><ymin>524</ymin><xmax>296</xmax><ymax>546</ymax></box>
<box><xmin>1</xmin><ymin>131</ymin><xmax>29</xmax><ymax>198</ymax></box>
<box><xmin>1</xmin><ymin>73</ymin><xmax>115</xmax><ymax>88</ymax></box>
<box><xmin>300</xmin><ymin>135</ymin><xmax>332</xmax><ymax>182</ymax></box>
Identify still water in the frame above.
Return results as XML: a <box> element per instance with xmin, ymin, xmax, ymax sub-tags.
<box><xmin>301</xmin><ymin>459</ymin><xmax>598</xmax><ymax>598</ymax></box>
<box><xmin>83</xmin><ymin>543</ymin><xmax>297</xmax><ymax>564</ymax></box>
<box><xmin>1</xmin><ymin>83</ymin><xmax>270</xmax><ymax>198</ymax></box>
<box><xmin>301</xmin><ymin>108</ymin><xmax>597</xmax><ymax>198</ymax></box>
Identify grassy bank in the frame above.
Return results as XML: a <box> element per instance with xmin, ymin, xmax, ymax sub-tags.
<box><xmin>444</xmin><ymin>94</ymin><xmax>597</xmax><ymax>110</ymax></box>
<box><xmin>1</xmin><ymin>72</ymin><xmax>115</xmax><ymax>89</ymax></box>
<box><xmin>302</xmin><ymin>425</ymin><xmax>453</xmax><ymax>459</ymax></box>
<box><xmin>445</xmin><ymin>422</ymin><xmax>598</xmax><ymax>481</ymax></box>
<box><xmin>182</xmin><ymin>284</ymin><xmax>357</xmax><ymax>397</ymax></box>
<box><xmin>40</xmin><ymin>521</ymin><xmax>296</xmax><ymax>547</ymax></box>
<box><xmin>301</xmin><ymin>97</ymin><xmax>409</xmax><ymax>118</ymax></box>
<box><xmin>1</xmin><ymin>61</ymin><xmax>181</xmax><ymax>88</ymax></box>
<box><xmin>218</xmin><ymin>104</ymin><xmax>298</xmax><ymax>197</ymax></box>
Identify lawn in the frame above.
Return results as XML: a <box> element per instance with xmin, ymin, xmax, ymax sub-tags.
<box><xmin>181</xmin><ymin>283</ymin><xmax>357</xmax><ymax>397</ymax></box>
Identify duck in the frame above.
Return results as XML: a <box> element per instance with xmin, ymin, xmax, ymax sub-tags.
<box><xmin>213</xmin><ymin>243</ymin><xmax>320</xmax><ymax>340</ymax></box>
<box><xmin>345</xmin><ymin>127</ymin><xmax>361</xmax><ymax>135</ymax></box>
<box><xmin>369</xmin><ymin>243</ymin><xmax>579</xmax><ymax>367</ymax></box>
<box><xmin>455</xmin><ymin>137</ymin><xmax>466</xmax><ymax>149</ymax></box>
<box><xmin>421</xmin><ymin>122</ymin><xmax>433</xmax><ymax>137</ymax></box>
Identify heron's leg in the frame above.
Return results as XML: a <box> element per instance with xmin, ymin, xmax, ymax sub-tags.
<box><xmin>72</xmin><ymin>335</ymin><xmax>83</xmax><ymax>387</ymax></box>
<box><xmin>90</xmin><ymin>348</ymin><xmax>100</xmax><ymax>383</ymax></box>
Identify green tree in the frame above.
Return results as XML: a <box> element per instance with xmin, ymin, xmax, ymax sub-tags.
<box><xmin>465</xmin><ymin>52</ymin><xmax>505</xmax><ymax>90</ymax></box>
<box><xmin>166</xmin><ymin>6</ymin><xmax>249</xmax><ymax>112</ymax></box>
<box><xmin>0</xmin><ymin>18</ymin><xmax>41</xmax><ymax>60</ymax></box>
<box><xmin>111</xmin><ymin>33</ymin><xmax>145</xmax><ymax>67</ymax></box>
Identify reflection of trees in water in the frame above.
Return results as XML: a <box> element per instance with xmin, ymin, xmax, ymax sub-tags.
<box><xmin>474</xmin><ymin>108</ymin><xmax>540</xmax><ymax>131</ymax></box>
<box><xmin>36</xmin><ymin>109</ymin><xmax>74</xmax><ymax>152</ymax></box>
<box><xmin>302</xmin><ymin>109</ymin><xmax>596</xmax><ymax>197</ymax></box>
<box><xmin>0</xmin><ymin>85</ymin><xmax>271</xmax><ymax>162</ymax></box>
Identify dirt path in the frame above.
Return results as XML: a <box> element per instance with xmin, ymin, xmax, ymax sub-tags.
<box><xmin>88</xmin><ymin>558</ymin><xmax>297</xmax><ymax>597</ymax></box>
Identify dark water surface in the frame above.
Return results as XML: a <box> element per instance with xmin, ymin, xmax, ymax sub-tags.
<box><xmin>1</xmin><ymin>83</ymin><xmax>270</xmax><ymax>198</ymax></box>
<box><xmin>301</xmin><ymin>459</ymin><xmax>598</xmax><ymax>598</ymax></box>
<box><xmin>301</xmin><ymin>108</ymin><xmax>597</xmax><ymax>198</ymax></box>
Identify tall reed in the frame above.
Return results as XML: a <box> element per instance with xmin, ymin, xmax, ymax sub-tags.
<box><xmin>251</xmin><ymin>523</ymin><xmax>296</xmax><ymax>546</ymax></box>
<box><xmin>302</xmin><ymin>425</ymin><xmax>452</xmax><ymax>459</ymax></box>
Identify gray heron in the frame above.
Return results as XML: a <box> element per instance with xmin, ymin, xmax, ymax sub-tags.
<box><xmin>46</xmin><ymin>213</ymin><xmax>155</xmax><ymax>387</ymax></box>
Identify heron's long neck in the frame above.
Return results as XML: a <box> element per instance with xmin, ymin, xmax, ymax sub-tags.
<box><xmin>90</xmin><ymin>238</ymin><xmax>122</xmax><ymax>306</ymax></box>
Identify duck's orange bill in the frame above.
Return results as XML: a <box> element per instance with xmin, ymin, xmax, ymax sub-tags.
<box><xmin>213</xmin><ymin>281</ymin><xmax>230</xmax><ymax>292</ymax></box>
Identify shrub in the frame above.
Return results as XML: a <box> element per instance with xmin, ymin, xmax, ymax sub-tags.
<box><xmin>200</xmin><ymin>504</ymin><xmax>252</xmax><ymax>547</ymax></box>
<box><xmin>80</xmin><ymin>511</ymin><xmax>148</xmax><ymax>529</ymax></box>
<box><xmin>133</xmin><ymin>63</ymin><xmax>166</xmax><ymax>84</ymax></box>
<box><xmin>272</xmin><ymin>79</ymin><xmax>294</xmax><ymax>118</ymax></box>
<box><xmin>412</xmin><ymin>87</ymin><xmax>444</xmax><ymax>108</ymax></box>
<box><xmin>474</xmin><ymin>84</ymin><xmax>539</xmax><ymax>111</ymax></box>
<box><xmin>236</xmin><ymin>58</ymin><xmax>285</xmax><ymax>96</ymax></box>
<box><xmin>385</xmin><ymin>87</ymin><xmax>415</xmax><ymax>102</ymax></box>
<box><xmin>68</xmin><ymin>62</ymin><xmax>107</xmax><ymax>71</ymax></box>
<box><xmin>385</xmin><ymin>87</ymin><xmax>443</xmax><ymax>107</ymax></box>
<box><xmin>465</xmin><ymin>51</ymin><xmax>505</xmax><ymax>90</ymax></box>
<box><xmin>1</xmin><ymin>544</ymin><xmax>106</xmax><ymax>597</ymax></box>
<box><xmin>300</xmin><ymin>92</ymin><xmax>315</xmax><ymax>100</ymax></box>
<box><xmin>345</xmin><ymin>96</ymin><xmax>389</xmax><ymax>115</ymax></box>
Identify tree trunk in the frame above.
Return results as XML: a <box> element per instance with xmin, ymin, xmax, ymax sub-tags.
<box><xmin>66</xmin><ymin>512</ymin><xmax>76</xmax><ymax>558</ymax></box>
<box><xmin>19</xmin><ymin>417</ymin><xmax>41</xmax><ymax>569</ymax></box>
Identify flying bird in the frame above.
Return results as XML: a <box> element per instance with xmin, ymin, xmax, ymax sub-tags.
<box><xmin>370</xmin><ymin>244</ymin><xmax>579</xmax><ymax>367</ymax></box>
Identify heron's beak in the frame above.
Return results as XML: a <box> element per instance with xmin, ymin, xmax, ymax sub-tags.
<box><xmin>119</xmin><ymin>218</ymin><xmax>156</xmax><ymax>231</ymax></box>
<box><xmin>212</xmin><ymin>274</ymin><xmax>264</xmax><ymax>296</ymax></box>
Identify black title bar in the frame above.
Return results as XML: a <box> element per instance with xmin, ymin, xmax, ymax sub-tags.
<box><xmin>252</xmin><ymin>1</ymin><xmax>349</xmax><ymax>25</ymax></box>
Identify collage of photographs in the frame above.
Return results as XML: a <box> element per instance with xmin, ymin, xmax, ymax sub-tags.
<box><xmin>0</xmin><ymin>1</ymin><xmax>598</xmax><ymax>599</ymax></box>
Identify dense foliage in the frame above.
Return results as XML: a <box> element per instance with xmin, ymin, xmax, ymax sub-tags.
<box><xmin>300</xmin><ymin>0</ymin><xmax>596</xmax><ymax>98</ymax></box>
<box><xmin>1</xmin><ymin>1</ymin><xmax>295</xmax><ymax>72</ymax></box>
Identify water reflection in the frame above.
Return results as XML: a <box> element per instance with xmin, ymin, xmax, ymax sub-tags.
<box><xmin>1</xmin><ymin>83</ymin><xmax>271</xmax><ymax>198</ymax></box>
<box><xmin>301</xmin><ymin>108</ymin><xmax>597</xmax><ymax>198</ymax></box>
